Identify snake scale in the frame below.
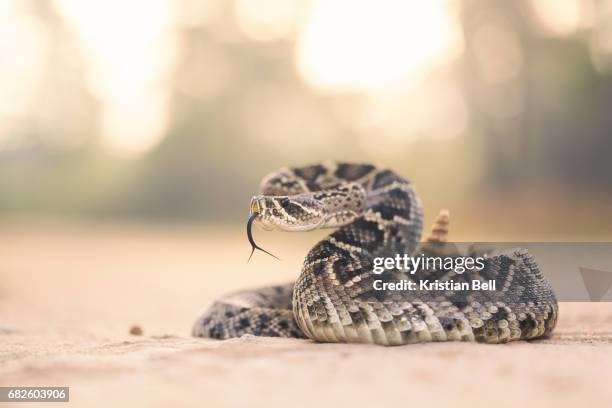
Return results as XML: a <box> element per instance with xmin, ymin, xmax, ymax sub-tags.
<box><xmin>193</xmin><ymin>162</ymin><xmax>558</xmax><ymax>345</ymax></box>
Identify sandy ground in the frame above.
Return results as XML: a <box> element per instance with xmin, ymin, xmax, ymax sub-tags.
<box><xmin>1</xmin><ymin>223</ymin><xmax>612</xmax><ymax>407</ymax></box>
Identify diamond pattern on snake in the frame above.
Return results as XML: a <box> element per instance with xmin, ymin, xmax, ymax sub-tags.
<box><xmin>192</xmin><ymin>162</ymin><xmax>558</xmax><ymax>345</ymax></box>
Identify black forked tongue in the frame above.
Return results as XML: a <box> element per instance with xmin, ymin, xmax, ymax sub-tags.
<box><xmin>247</xmin><ymin>212</ymin><xmax>279</xmax><ymax>262</ymax></box>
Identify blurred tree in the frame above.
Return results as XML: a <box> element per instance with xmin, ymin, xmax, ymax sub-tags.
<box><xmin>0</xmin><ymin>0</ymin><xmax>101</xmax><ymax>214</ymax></box>
<box><xmin>460</xmin><ymin>0</ymin><xmax>612</xmax><ymax>193</ymax></box>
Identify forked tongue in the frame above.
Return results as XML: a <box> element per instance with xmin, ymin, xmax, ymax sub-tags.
<box><xmin>247</xmin><ymin>212</ymin><xmax>279</xmax><ymax>262</ymax></box>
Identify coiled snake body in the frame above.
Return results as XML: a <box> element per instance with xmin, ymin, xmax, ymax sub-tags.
<box><xmin>193</xmin><ymin>163</ymin><xmax>558</xmax><ymax>345</ymax></box>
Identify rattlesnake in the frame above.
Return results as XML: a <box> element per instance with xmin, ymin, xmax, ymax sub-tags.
<box><xmin>193</xmin><ymin>162</ymin><xmax>558</xmax><ymax>345</ymax></box>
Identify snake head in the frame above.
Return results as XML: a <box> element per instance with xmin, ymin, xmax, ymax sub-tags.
<box><xmin>249</xmin><ymin>194</ymin><xmax>326</xmax><ymax>232</ymax></box>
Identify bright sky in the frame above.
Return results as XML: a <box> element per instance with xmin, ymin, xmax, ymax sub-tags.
<box><xmin>0</xmin><ymin>0</ymin><xmax>47</xmax><ymax>140</ymax></box>
<box><xmin>296</xmin><ymin>0</ymin><xmax>462</xmax><ymax>92</ymax></box>
<box><xmin>0</xmin><ymin>0</ymin><xmax>464</xmax><ymax>156</ymax></box>
<box><xmin>53</xmin><ymin>0</ymin><xmax>177</xmax><ymax>157</ymax></box>
<box><xmin>0</xmin><ymin>0</ymin><xmax>592</xmax><ymax>156</ymax></box>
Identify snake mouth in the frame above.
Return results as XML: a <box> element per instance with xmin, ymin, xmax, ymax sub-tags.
<box><xmin>249</xmin><ymin>197</ymin><xmax>261</xmax><ymax>215</ymax></box>
<box><xmin>249</xmin><ymin>196</ymin><xmax>276</xmax><ymax>230</ymax></box>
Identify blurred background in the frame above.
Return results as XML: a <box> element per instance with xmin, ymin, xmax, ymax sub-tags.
<box><xmin>0</xmin><ymin>0</ymin><xmax>612</xmax><ymax>372</ymax></box>
<box><xmin>2</xmin><ymin>4</ymin><xmax>612</xmax><ymax>397</ymax></box>
<box><xmin>1</xmin><ymin>0</ymin><xmax>612</xmax><ymax>237</ymax></box>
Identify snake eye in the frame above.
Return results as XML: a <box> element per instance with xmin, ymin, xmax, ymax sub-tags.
<box><xmin>280</xmin><ymin>198</ymin><xmax>290</xmax><ymax>208</ymax></box>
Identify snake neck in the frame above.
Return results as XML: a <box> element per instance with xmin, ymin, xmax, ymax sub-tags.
<box><xmin>292</xmin><ymin>171</ymin><xmax>424</xmax><ymax>341</ymax></box>
<box><xmin>317</xmin><ymin>182</ymin><xmax>368</xmax><ymax>228</ymax></box>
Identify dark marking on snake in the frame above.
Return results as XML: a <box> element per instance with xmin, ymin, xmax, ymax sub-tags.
<box><xmin>194</xmin><ymin>162</ymin><xmax>558</xmax><ymax>346</ymax></box>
